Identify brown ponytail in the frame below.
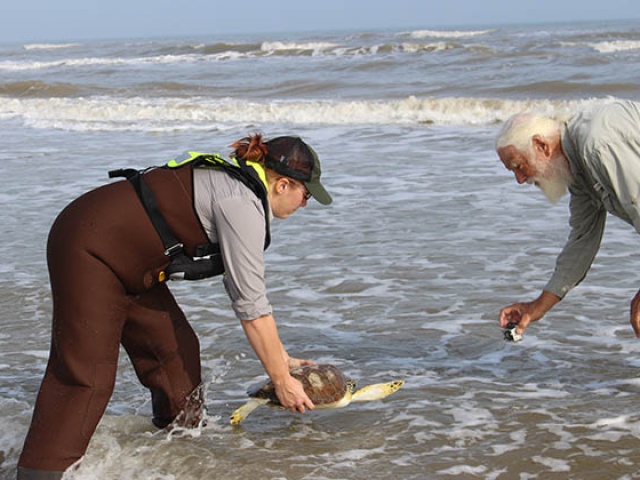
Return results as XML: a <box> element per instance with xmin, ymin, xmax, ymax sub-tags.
<box><xmin>230</xmin><ymin>133</ymin><xmax>269</xmax><ymax>164</ymax></box>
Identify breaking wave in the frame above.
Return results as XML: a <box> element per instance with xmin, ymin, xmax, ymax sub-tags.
<box><xmin>23</xmin><ymin>42</ymin><xmax>82</xmax><ymax>50</ymax></box>
<box><xmin>0</xmin><ymin>95</ymin><xmax>618</xmax><ymax>131</ymax></box>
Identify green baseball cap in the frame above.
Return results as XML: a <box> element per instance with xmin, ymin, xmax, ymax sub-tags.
<box><xmin>264</xmin><ymin>136</ymin><xmax>332</xmax><ymax>205</ymax></box>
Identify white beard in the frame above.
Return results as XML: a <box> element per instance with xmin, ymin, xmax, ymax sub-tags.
<box><xmin>528</xmin><ymin>155</ymin><xmax>573</xmax><ymax>204</ymax></box>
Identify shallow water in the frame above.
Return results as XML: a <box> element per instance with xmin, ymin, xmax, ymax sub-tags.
<box><xmin>2</xmin><ymin>19</ymin><xmax>640</xmax><ymax>480</ymax></box>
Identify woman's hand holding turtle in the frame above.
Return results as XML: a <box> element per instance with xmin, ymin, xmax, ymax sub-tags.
<box><xmin>275</xmin><ymin>375</ymin><xmax>315</xmax><ymax>413</ymax></box>
<box><xmin>286</xmin><ymin>356</ymin><xmax>314</xmax><ymax>369</ymax></box>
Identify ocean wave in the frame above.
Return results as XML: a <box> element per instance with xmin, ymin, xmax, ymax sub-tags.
<box><xmin>403</xmin><ymin>29</ymin><xmax>496</xmax><ymax>39</ymax></box>
<box><xmin>23</xmin><ymin>42</ymin><xmax>82</xmax><ymax>50</ymax></box>
<box><xmin>258</xmin><ymin>40</ymin><xmax>463</xmax><ymax>56</ymax></box>
<box><xmin>0</xmin><ymin>53</ymin><xmax>219</xmax><ymax>71</ymax></box>
<box><xmin>0</xmin><ymin>80</ymin><xmax>84</xmax><ymax>98</ymax></box>
<box><xmin>260</xmin><ymin>41</ymin><xmax>341</xmax><ymax>53</ymax></box>
<box><xmin>588</xmin><ymin>40</ymin><xmax>640</xmax><ymax>53</ymax></box>
<box><xmin>0</xmin><ymin>40</ymin><xmax>478</xmax><ymax>71</ymax></box>
<box><xmin>397</xmin><ymin>42</ymin><xmax>460</xmax><ymax>53</ymax></box>
<box><xmin>559</xmin><ymin>40</ymin><xmax>640</xmax><ymax>53</ymax></box>
<box><xmin>0</xmin><ymin>95</ymin><xmax>618</xmax><ymax>131</ymax></box>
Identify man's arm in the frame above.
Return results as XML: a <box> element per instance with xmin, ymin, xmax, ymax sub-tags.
<box><xmin>543</xmin><ymin>187</ymin><xmax>606</xmax><ymax>299</ymax></box>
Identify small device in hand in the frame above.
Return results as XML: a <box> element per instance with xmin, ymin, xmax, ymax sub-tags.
<box><xmin>503</xmin><ymin>322</ymin><xmax>523</xmax><ymax>342</ymax></box>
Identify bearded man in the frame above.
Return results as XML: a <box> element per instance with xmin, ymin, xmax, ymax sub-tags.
<box><xmin>496</xmin><ymin>100</ymin><xmax>640</xmax><ymax>339</ymax></box>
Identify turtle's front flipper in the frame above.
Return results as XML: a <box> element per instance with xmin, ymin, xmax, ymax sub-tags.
<box><xmin>230</xmin><ymin>398</ymin><xmax>269</xmax><ymax>425</ymax></box>
<box><xmin>351</xmin><ymin>380</ymin><xmax>404</xmax><ymax>402</ymax></box>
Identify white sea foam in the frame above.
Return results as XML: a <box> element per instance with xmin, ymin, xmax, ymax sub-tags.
<box><xmin>560</xmin><ymin>40</ymin><xmax>640</xmax><ymax>53</ymax></box>
<box><xmin>404</xmin><ymin>29</ymin><xmax>495</xmax><ymax>39</ymax></box>
<box><xmin>588</xmin><ymin>40</ymin><xmax>640</xmax><ymax>53</ymax></box>
<box><xmin>531</xmin><ymin>456</ymin><xmax>571</xmax><ymax>472</ymax></box>
<box><xmin>0</xmin><ymin>53</ymin><xmax>223</xmax><ymax>72</ymax></box>
<box><xmin>399</xmin><ymin>42</ymin><xmax>455</xmax><ymax>53</ymax></box>
<box><xmin>23</xmin><ymin>43</ymin><xmax>82</xmax><ymax>50</ymax></box>
<box><xmin>0</xmin><ymin>95</ymin><xmax>616</xmax><ymax>131</ymax></box>
<box><xmin>260</xmin><ymin>41</ymin><xmax>340</xmax><ymax>52</ymax></box>
<box><xmin>437</xmin><ymin>465</ymin><xmax>490</xmax><ymax>475</ymax></box>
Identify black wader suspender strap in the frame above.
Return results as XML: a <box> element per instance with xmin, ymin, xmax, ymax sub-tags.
<box><xmin>108</xmin><ymin>168</ymin><xmax>184</xmax><ymax>258</ymax></box>
<box><xmin>108</xmin><ymin>160</ymin><xmax>268</xmax><ymax>281</ymax></box>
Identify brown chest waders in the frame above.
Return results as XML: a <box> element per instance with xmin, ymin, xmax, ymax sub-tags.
<box><xmin>18</xmin><ymin>166</ymin><xmax>210</xmax><ymax>476</ymax></box>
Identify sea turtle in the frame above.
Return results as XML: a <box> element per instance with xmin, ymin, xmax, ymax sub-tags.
<box><xmin>230</xmin><ymin>364</ymin><xmax>404</xmax><ymax>425</ymax></box>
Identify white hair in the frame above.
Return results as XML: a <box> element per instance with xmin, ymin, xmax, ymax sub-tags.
<box><xmin>495</xmin><ymin>113</ymin><xmax>561</xmax><ymax>152</ymax></box>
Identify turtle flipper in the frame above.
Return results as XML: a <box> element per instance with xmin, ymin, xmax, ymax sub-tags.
<box><xmin>351</xmin><ymin>380</ymin><xmax>404</xmax><ymax>402</ymax></box>
<box><xmin>230</xmin><ymin>398</ymin><xmax>269</xmax><ymax>425</ymax></box>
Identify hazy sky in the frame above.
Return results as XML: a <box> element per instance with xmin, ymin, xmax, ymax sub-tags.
<box><xmin>3</xmin><ymin>0</ymin><xmax>639</xmax><ymax>43</ymax></box>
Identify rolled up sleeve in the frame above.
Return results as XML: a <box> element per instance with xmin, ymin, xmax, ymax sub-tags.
<box><xmin>213</xmin><ymin>196</ymin><xmax>272</xmax><ymax>320</ymax></box>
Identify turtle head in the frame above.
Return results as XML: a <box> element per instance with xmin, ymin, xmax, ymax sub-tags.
<box><xmin>347</xmin><ymin>379</ymin><xmax>357</xmax><ymax>394</ymax></box>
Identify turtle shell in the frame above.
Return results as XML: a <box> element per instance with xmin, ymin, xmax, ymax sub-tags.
<box><xmin>247</xmin><ymin>364</ymin><xmax>352</xmax><ymax>406</ymax></box>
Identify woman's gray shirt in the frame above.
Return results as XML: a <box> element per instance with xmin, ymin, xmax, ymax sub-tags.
<box><xmin>192</xmin><ymin>167</ymin><xmax>272</xmax><ymax>321</ymax></box>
